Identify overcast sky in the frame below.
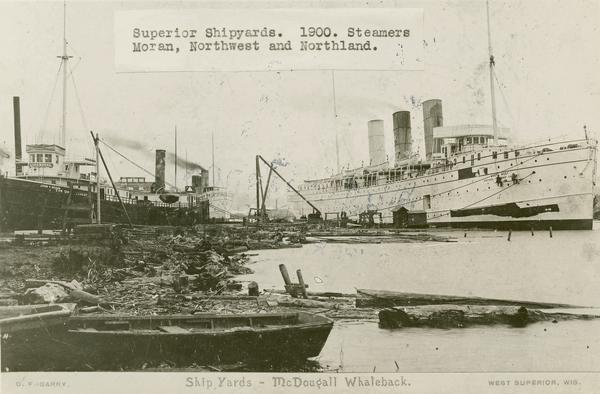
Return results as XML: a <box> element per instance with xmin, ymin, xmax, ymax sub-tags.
<box><xmin>1</xmin><ymin>0</ymin><xmax>598</xmax><ymax>212</ymax></box>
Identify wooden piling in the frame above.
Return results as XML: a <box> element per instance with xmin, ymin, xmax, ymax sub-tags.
<box><xmin>279</xmin><ymin>264</ymin><xmax>292</xmax><ymax>286</ymax></box>
<box><xmin>549</xmin><ymin>226</ymin><xmax>553</xmax><ymax>238</ymax></box>
<box><xmin>296</xmin><ymin>269</ymin><xmax>308</xmax><ymax>299</ymax></box>
<box><xmin>248</xmin><ymin>281</ymin><xmax>259</xmax><ymax>296</ymax></box>
<box><xmin>507</xmin><ymin>229</ymin><xmax>512</xmax><ymax>241</ymax></box>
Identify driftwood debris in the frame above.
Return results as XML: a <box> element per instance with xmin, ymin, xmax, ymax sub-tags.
<box><xmin>23</xmin><ymin>283</ymin><xmax>70</xmax><ymax>304</ymax></box>
<box><xmin>356</xmin><ymin>289</ymin><xmax>581</xmax><ymax>309</ymax></box>
<box><xmin>24</xmin><ymin>279</ymin><xmax>103</xmax><ymax>305</ymax></box>
<box><xmin>260</xmin><ymin>294</ymin><xmax>340</xmax><ymax>309</ymax></box>
<box><xmin>378</xmin><ymin>305</ymin><xmax>600</xmax><ymax>329</ymax></box>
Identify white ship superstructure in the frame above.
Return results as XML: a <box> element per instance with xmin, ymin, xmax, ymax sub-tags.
<box><xmin>289</xmin><ymin>103</ymin><xmax>596</xmax><ymax>229</ymax></box>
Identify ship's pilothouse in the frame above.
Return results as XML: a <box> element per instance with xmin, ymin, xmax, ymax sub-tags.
<box><xmin>16</xmin><ymin>143</ymin><xmax>98</xmax><ymax>189</ymax></box>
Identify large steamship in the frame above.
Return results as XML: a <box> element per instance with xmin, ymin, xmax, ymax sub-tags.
<box><xmin>289</xmin><ymin>101</ymin><xmax>597</xmax><ymax>230</ymax></box>
<box><xmin>289</xmin><ymin>3</ymin><xmax>597</xmax><ymax>230</ymax></box>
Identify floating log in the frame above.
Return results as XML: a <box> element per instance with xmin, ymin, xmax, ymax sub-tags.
<box><xmin>378</xmin><ymin>305</ymin><xmax>600</xmax><ymax>329</ymax></box>
<box><xmin>356</xmin><ymin>289</ymin><xmax>582</xmax><ymax>309</ymax></box>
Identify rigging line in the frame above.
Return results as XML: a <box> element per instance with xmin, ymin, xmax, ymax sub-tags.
<box><xmin>492</xmin><ymin>68</ymin><xmax>516</xmax><ymax>128</ymax></box>
<box><xmin>69</xmin><ymin>67</ymin><xmax>88</xmax><ymax>131</ymax></box>
<box><xmin>67</xmin><ymin>56</ymin><xmax>82</xmax><ymax>78</ymax></box>
<box><xmin>99</xmin><ymin>138</ymin><xmax>177</xmax><ymax>189</ymax></box>
<box><xmin>208</xmin><ymin>202</ymin><xmax>232</xmax><ymax>216</ymax></box>
<box><xmin>38</xmin><ymin>62</ymin><xmax>64</xmax><ymax>142</ymax></box>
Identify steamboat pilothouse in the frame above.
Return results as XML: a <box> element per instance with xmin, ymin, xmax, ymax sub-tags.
<box><xmin>289</xmin><ymin>1</ymin><xmax>597</xmax><ymax>230</ymax></box>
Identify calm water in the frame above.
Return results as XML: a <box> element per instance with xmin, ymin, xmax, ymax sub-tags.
<box><xmin>239</xmin><ymin>222</ymin><xmax>600</xmax><ymax>372</ymax></box>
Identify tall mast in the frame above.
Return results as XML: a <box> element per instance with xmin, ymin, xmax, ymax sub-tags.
<box><xmin>331</xmin><ymin>71</ymin><xmax>340</xmax><ymax>173</ymax></box>
<box><xmin>59</xmin><ymin>1</ymin><xmax>71</xmax><ymax>149</ymax></box>
<box><xmin>486</xmin><ymin>0</ymin><xmax>498</xmax><ymax>145</ymax></box>
<box><xmin>94</xmin><ymin>132</ymin><xmax>101</xmax><ymax>224</ymax></box>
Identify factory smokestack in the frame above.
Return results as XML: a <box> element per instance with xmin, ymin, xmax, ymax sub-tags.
<box><xmin>422</xmin><ymin>99</ymin><xmax>443</xmax><ymax>160</ymax></box>
<box><xmin>155</xmin><ymin>149</ymin><xmax>166</xmax><ymax>192</ymax></box>
<box><xmin>367</xmin><ymin>119</ymin><xmax>386</xmax><ymax>166</ymax></box>
<box><xmin>13</xmin><ymin>97</ymin><xmax>22</xmax><ymax>163</ymax></box>
<box><xmin>392</xmin><ymin>111</ymin><xmax>411</xmax><ymax>164</ymax></box>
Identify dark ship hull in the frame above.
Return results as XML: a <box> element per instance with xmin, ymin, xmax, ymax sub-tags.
<box><xmin>0</xmin><ymin>176</ymin><xmax>209</xmax><ymax>231</ymax></box>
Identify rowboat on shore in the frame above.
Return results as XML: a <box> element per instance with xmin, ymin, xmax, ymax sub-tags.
<box><xmin>62</xmin><ymin>311</ymin><xmax>333</xmax><ymax>370</ymax></box>
<box><xmin>0</xmin><ymin>303</ymin><xmax>76</xmax><ymax>334</ymax></box>
<box><xmin>1</xmin><ymin>303</ymin><xmax>76</xmax><ymax>371</ymax></box>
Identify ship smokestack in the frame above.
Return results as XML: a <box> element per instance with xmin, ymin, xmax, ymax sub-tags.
<box><xmin>367</xmin><ymin>119</ymin><xmax>386</xmax><ymax>166</ymax></box>
<box><xmin>192</xmin><ymin>170</ymin><xmax>210</xmax><ymax>193</ymax></box>
<box><xmin>422</xmin><ymin>99</ymin><xmax>443</xmax><ymax>160</ymax></box>
<box><xmin>192</xmin><ymin>175</ymin><xmax>202</xmax><ymax>193</ymax></box>
<box><xmin>155</xmin><ymin>149</ymin><xmax>166</xmax><ymax>192</ymax></box>
<box><xmin>392</xmin><ymin>111</ymin><xmax>411</xmax><ymax>164</ymax></box>
<box><xmin>13</xmin><ymin>97</ymin><xmax>22</xmax><ymax>164</ymax></box>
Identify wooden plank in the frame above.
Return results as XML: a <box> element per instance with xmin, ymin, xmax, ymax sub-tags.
<box><xmin>356</xmin><ymin>289</ymin><xmax>581</xmax><ymax>309</ymax></box>
<box><xmin>158</xmin><ymin>325</ymin><xmax>190</xmax><ymax>334</ymax></box>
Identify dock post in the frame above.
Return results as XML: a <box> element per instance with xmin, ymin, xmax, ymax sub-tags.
<box><xmin>296</xmin><ymin>269</ymin><xmax>308</xmax><ymax>299</ymax></box>
<box><xmin>507</xmin><ymin>229</ymin><xmax>512</xmax><ymax>241</ymax></box>
<box><xmin>549</xmin><ymin>226</ymin><xmax>553</xmax><ymax>238</ymax></box>
<box><xmin>248</xmin><ymin>281</ymin><xmax>259</xmax><ymax>296</ymax></box>
<box><xmin>279</xmin><ymin>264</ymin><xmax>292</xmax><ymax>286</ymax></box>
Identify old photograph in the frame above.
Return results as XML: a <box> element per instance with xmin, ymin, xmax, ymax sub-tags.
<box><xmin>0</xmin><ymin>0</ymin><xmax>599</xmax><ymax>392</ymax></box>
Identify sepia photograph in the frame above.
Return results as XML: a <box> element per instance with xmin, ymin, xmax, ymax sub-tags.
<box><xmin>0</xmin><ymin>0</ymin><xmax>599</xmax><ymax>392</ymax></box>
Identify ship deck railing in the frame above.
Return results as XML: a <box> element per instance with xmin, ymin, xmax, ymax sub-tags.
<box><xmin>102</xmin><ymin>194</ymin><xmax>200</xmax><ymax>209</ymax></box>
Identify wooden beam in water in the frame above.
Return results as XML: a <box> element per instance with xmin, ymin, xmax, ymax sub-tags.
<box><xmin>356</xmin><ymin>289</ymin><xmax>584</xmax><ymax>309</ymax></box>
